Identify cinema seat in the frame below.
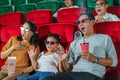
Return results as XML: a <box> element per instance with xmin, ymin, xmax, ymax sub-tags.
<box><xmin>13</xmin><ymin>0</ymin><xmax>27</xmax><ymax>5</ymax></box>
<box><xmin>15</xmin><ymin>4</ymin><xmax>37</xmax><ymax>15</ymax></box>
<box><xmin>74</xmin><ymin>0</ymin><xmax>87</xmax><ymax>8</ymax></box>
<box><xmin>46</xmin><ymin>0</ymin><xmax>63</xmax><ymax>2</ymax></box>
<box><xmin>93</xmin><ymin>6</ymin><xmax>120</xmax><ymax>18</ymax></box>
<box><xmin>0</xmin><ymin>5</ymin><xmax>14</xmax><ymax>15</ymax></box>
<box><xmin>0</xmin><ymin>25</ymin><xmax>21</xmax><ymax>69</ymax></box>
<box><xmin>57</xmin><ymin>8</ymin><xmax>86</xmax><ymax>23</ymax></box>
<box><xmin>0</xmin><ymin>0</ymin><xmax>11</xmax><ymax>6</ymax></box>
<box><xmin>38</xmin><ymin>23</ymin><xmax>77</xmax><ymax>51</ymax></box>
<box><xmin>94</xmin><ymin>21</ymin><xmax>120</xmax><ymax>80</ymax></box>
<box><xmin>37</xmin><ymin>1</ymin><xmax>59</xmax><ymax>13</ymax></box>
<box><xmin>26</xmin><ymin>10</ymin><xmax>53</xmax><ymax>31</ymax></box>
<box><xmin>0</xmin><ymin>12</ymin><xmax>24</xmax><ymax>27</ymax></box>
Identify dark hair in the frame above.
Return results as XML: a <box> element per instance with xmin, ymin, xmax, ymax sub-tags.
<box><xmin>17</xmin><ymin>21</ymin><xmax>39</xmax><ymax>47</ymax></box>
<box><xmin>80</xmin><ymin>12</ymin><xmax>95</xmax><ymax>20</ymax></box>
<box><xmin>47</xmin><ymin>34</ymin><xmax>61</xmax><ymax>44</ymax></box>
<box><xmin>95</xmin><ymin>0</ymin><xmax>107</xmax><ymax>4</ymax></box>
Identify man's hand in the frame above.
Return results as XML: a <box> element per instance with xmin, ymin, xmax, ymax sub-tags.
<box><xmin>81</xmin><ymin>52</ymin><xmax>96</xmax><ymax>62</ymax></box>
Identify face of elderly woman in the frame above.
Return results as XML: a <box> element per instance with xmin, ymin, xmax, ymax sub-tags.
<box><xmin>64</xmin><ymin>0</ymin><xmax>74</xmax><ymax>7</ymax></box>
<box><xmin>20</xmin><ymin>22</ymin><xmax>33</xmax><ymax>41</ymax></box>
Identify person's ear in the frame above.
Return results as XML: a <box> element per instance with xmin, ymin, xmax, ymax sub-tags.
<box><xmin>105</xmin><ymin>4</ymin><xmax>108</xmax><ymax>9</ymax></box>
<box><xmin>91</xmin><ymin>20</ymin><xmax>96</xmax><ymax>25</ymax></box>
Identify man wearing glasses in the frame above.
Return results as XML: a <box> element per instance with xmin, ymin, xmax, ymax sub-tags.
<box><xmin>95</xmin><ymin>0</ymin><xmax>120</xmax><ymax>23</ymax></box>
<box><xmin>43</xmin><ymin>12</ymin><xmax>118</xmax><ymax>80</ymax></box>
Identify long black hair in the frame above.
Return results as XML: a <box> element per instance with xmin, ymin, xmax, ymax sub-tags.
<box><xmin>17</xmin><ymin>21</ymin><xmax>39</xmax><ymax>47</ymax></box>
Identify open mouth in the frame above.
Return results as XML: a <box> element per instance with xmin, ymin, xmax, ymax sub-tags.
<box><xmin>97</xmin><ymin>9</ymin><xmax>101</xmax><ymax>12</ymax></box>
<box><xmin>22</xmin><ymin>34</ymin><xmax>27</xmax><ymax>39</ymax></box>
<box><xmin>81</xmin><ymin>27</ymin><xmax>85</xmax><ymax>31</ymax></box>
<box><xmin>81</xmin><ymin>27</ymin><xmax>86</xmax><ymax>33</ymax></box>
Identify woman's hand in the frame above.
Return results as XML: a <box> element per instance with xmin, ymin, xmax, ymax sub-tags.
<box><xmin>27</xmin><ymin>46</ymin><xmax>37</xmax><ymax>59</ymax></box>
<box><xmin>11</xmin><ymin>42</ymin><xmax>27</xmax><ymax>51</ymax></box>
<box><xmin>56</xmin><ymin>44</ymin><xmax>68</xmax><ymax>61</ymax></box>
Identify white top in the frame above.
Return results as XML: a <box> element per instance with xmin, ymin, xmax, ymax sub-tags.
<box><xmin>68</xmin><ymin>34</ymin><xmax>118</xmax><ymax>78</ymax></box>
<box><xmin>37</xmin><ymin>51</ymin><xmax>59</xmax><ymax>73</ymax></box>
<box><xmin>53</xmin><ymin>5</ymin><xmax>79</xmax><ymax>17</ymax></box>
<box><xmin>103</xmin><ymin>12</ymin><xmax>120</xmax><ymax>21</ymax></box>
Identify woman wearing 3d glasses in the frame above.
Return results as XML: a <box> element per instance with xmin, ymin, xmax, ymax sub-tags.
<box><xmin>0</xmin><ymin>21</ymin><xmax>40</xmax><ymax>80</ymax></box>
<box><xmin>17</xmin><ymin>33</ymin><xmax>63</xmax><ymax>80</ymax></box>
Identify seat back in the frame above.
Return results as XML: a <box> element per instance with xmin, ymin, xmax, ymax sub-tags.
<box><xmin>93</xmin><ymin>6</ymin><xmax>120</xmax><ymax>18</ymax></box>
<box><xmin>37</xmin><ymin>1</ymin><xmax>59</xmax><ymax>13</ymax></box>
<box><xmin>94</xmin><ymin>21</ymin><xmax>120</xmax><ymax>80</ymax></box>
<box><xmin>0</xmin><ymin>5</ymin><xmax>14</xmax><ymax>15</ymax></box>
<box><xmin>57</xmin><ymin>8</ymin><xmax>86</xmax><ymax>23</ymax></box>
<box><xmin>0</xmin><ymin>25</ymin><xmax>21</xmax><ymax>69</ymax></box>
<box><xmin>0</xmin><ymin>12</ymin><xmax>24</xmax><ymax>26</ymax></box>
<box><xmin>15</xmin><ymin>4</ymin><xmax>37</xmax><ymax>15</ymax></box>
<box><xmin>74</xmin><ymin>0</ymin><xmax>87</xmax><ymax>8</ymax></box>
<box><xmin>1</xmin><ymin>25</ymin><xmax>21</xmax><ymax>44</ymax></box>
<box><xmin>38</xmin><ymin>23</ymin><xmax>76</xmax><ymax>51</ymax></box>
<box><xmin>0</xmin><ymin>0</ymin><xmax>11</xmax><ymax>6</ymax></box>
<box><xmin>13</xmin><ymin>0</ymin><xmax>27</xmax><ymax>5</ymax></box>
<box><xmin>27</xmin><ymin>0</ymin><xmax>43</xmax><ymax>3</ymax></box>
<box><xmin>26</xmin><ymin>10</ymin><xmax>53</xmax><ymax>31</ymax></box>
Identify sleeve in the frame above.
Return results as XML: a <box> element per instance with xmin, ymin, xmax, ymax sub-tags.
<box><xmin>114</xmin><ymin>15</ymin><xmax>120</xmax><ymax>21</ymax></box>
<box><xmin>1</xmin><ymin>36</ymin><xmax>15</xmax><ymax>52</ymax></box>
<box><xmin>105</xmin><ymin>36</ymin><xmax>118</xmax><ymax>67</ymax></box>
<box><xmin>67</xmin><ymin>43</ymin><xmax>75</xmax><ymax>64</ymax></box>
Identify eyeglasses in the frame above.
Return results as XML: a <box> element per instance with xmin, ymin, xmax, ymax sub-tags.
<box><xmin>95</xmin><ymin>2</ymin><xmax>106</xmax><ymax>8</ymax></box>
<box><xmin>77</xmin><ymin>19</ymin><xmax>92</xmax><ymax>25</ymax></box>
<box><xmin>20</xmin><ymin>27</ymin><xmax>30</xmax><ymax>32</ymax></box>
<box><xmin>44</xmin><ymin>41</ymin><xmax>57</xmax><ymax>45</ymax></box>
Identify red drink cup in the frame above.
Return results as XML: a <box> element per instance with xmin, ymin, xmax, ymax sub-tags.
<box><xmin>80</xmin><ymin>43</ymin><xmax>89</xmax><ymax>53</ymax></box>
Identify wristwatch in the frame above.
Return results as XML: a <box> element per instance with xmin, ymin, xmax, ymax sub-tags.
<box><xmin>94</xmin><ymin>57</ymin><xmax>99</xmax><ymax>63</ymax></box>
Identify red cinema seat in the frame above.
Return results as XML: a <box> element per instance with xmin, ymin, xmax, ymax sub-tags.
<box><xmin>94</xmin><ymin>22</ymin><xmax>118</xmax><ymax>43</ymax></box>
<box><xmin>93</xmin><ymin>6</ymin><xmax>120</xmax><ymax>18</ymax></box>
<box><xmin>0</xmin><ymin>12</ymin><xmax>24</xmax><ymax>27</ymax></box>
<box><xmin>57</xmin><ymin>8</ymin><xmax>86</xmax><ymax>23</ymax></box>
<box><xmin>26</xmin><ymin>10</ymin><xmax>53</xmax><ymax>31</ymax></box>
<box><xmin>94</xmin><ymin>21</ymin><xmax>120</xmax><ymax>80</ymax></box>
<box><xmin>0</xmin><ymin>25</ymin><xmax>21</xmax><ymax>69</ymax></box>
<box><xmin>38</xmin><ymin>23</ymin><xmax>76</xmax><ymax>51</ymax></box>
<box><xmin>1</xmin><ymin>25</ymin><xmax>21</xmax><ymax>47</ymax></box>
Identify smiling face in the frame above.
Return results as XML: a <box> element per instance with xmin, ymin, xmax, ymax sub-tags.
<box><xmin>64</xmin><ymin>0</ymin><xmax>73</xmax><ymax>7</ymax></box>
<box><xmin>95</xmin><ymin>0</ymin><xmax>108</xmax><ymax>16</ymax></box>
<box><xmin>77</xmin><ymin>14</ymin><xmax>95</xmax><ymax>37</ymax></box>
<box><xmin>20</xmin><ymin>23</ymin><xmax>33</xmax><ymax>41</ymax></box>
<box><xmin>45</xmin><ymin>37</ymin><xmax>58</xmax><ymax>53</ymax></box>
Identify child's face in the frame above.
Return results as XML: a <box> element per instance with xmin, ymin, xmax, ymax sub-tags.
<box><xmin>45</xmin><ymin>37</ymin><xmax>58</xmax><ymax>52</ymax></box>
